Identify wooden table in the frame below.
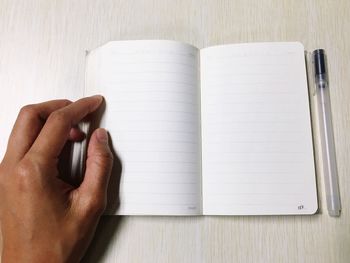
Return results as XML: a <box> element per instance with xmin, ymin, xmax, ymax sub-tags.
<box><xmin>0</xmin><ymin>0</ymin><xmax>349</xmax><ymax>262</ymax></box>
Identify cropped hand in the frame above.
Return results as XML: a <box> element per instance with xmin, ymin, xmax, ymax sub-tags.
<box><xmin>0</xmin><ymin>96</ymin><xmax>113</xmax><ymax>262</ymax></box>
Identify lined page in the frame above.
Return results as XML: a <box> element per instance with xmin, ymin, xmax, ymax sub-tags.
<box><xmin>85</xmin><ymin>41</ymin><xmax>201</xmax><ymax>215</ymax></box>
<box><xmin>200</xmin><ymin>42</ymin><xmax>317</xmax><ymax>215</ymax></box>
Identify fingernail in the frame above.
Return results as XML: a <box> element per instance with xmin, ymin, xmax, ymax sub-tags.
<box><xmin>96</xmin><ymin>128</ymin><xmax>108</xmax><ymax>144</ymax></box>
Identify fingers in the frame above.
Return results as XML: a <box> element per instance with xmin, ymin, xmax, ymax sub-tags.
<box><xmin>74</xmin><ymin>128</ymin><xmax>113</xmax><ymax>216</ymax></box>
<box><xmin>4</xmin><ymin>100</ymin><xmax>72</xmax><ymax>164</ymax></box>
<box><xmin>29</xmin><ymin>95</ymin><xmax>103</xmax><ymax>158</ymax></box>
<box><xmin>68</xmin><ymin>127</ymin><xmax>86</xmax><ymax>141</ymax></box>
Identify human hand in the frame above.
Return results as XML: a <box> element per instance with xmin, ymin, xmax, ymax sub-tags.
<box><xmin>0</xmin><ymin>96</ymin><xmax>113</xmax><ymax>263</ymax></box>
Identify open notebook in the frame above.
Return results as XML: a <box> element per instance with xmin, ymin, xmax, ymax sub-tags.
<box><xmin>83</xmin><ymin>40</ymin><xmax>318</xmax><ymax>215</ymax></box>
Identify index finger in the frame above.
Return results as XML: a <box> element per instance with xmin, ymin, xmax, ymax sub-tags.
<box><xmin>29</xmin><ymin>95</ymin><xmax>103</xmax><ymax>158</ymax></box>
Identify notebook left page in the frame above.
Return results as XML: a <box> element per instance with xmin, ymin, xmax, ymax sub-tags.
<box><xmin>85</xmin><ymin>40</ymin><xmax>202</xmax><ymax>215</ymax></box>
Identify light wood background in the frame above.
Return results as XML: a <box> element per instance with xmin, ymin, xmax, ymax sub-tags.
<box><xmin>0</xmin><ymin>0</ymin><xmax>349</xmax><ymax>262</ymax></box>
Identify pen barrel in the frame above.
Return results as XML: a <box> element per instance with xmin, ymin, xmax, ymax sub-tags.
<box><xmin>316</xmin><ymin>83</ymin><xmax>341</xmax><ymax>216</ymax></box>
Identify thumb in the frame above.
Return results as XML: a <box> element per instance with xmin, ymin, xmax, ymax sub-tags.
<box><xmin>75</xmin><ymin>128</ymin><xmax>113</xmax><ymax>213</ymax></box>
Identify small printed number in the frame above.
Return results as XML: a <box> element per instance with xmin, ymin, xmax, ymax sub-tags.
<box><xmin>298</xmin><ymin>205</ymin><xmax>304</xmax><ymax>210</ymax></box>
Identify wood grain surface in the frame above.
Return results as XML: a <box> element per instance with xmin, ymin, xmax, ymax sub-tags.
<box><xmin>0</xmin><ymin>0</ymin><xmax>349</xmax><ymax>262</ymax></box>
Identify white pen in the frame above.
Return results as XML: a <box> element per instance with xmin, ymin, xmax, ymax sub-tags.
<box><xmin>313</xmin><ymin>49</ymin><xmax>341</xmax><ymax>217</ymax></box>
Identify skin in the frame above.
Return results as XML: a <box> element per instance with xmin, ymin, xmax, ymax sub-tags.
<box><xmin>0</xmin><ymin>96</ymin><xmax>114</xmax><ymax>263</ymax></box>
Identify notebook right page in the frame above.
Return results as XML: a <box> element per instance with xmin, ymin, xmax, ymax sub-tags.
<box><xmin>200</xmin><ymin>42</ymin><xmax>318</xmax><ymax>215</ymax></box>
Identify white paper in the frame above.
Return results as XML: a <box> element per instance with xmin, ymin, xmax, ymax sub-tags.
<box><xmin>85</xmin><ymin>41</ymin><xmax>202</xmax><ymax>215</ymax></box>
<box><xmin>200</xmin><ymin>42</ymin><xmax>318</xmax><ymax>215</ymax></box>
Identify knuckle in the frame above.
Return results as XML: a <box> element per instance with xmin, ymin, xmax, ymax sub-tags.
<box><xmin>98</xmin><ymin>148</ymin><xmax>114</xmax><ymax>162</ymax></box>
<box><xmin>101</xmin><ymin>149</ymin><xmax>114</xmax><ymax>161</ymax></box>
<box><xmin>48</xmin><ymin>110</ymin><xmax>69</xmax><ymax>124</ymax></box>
<box><xmin>19</xmin><ymin>104</ymin><xmax>37</xmax><ymax>119</ymax></box>
<box><xmin>14</xmin><ymin>158</ymin><xmax>41</xmax><ymax>189</ymax></box>
<box><xmin>61</xmin><ymin>99</ymin><xmax>72</xmax><ymax>106</ymax></box>
<box><xmin>16</xmin><ymin>159</ymin><xmax>34</xmax><ymax>177</ymax></box>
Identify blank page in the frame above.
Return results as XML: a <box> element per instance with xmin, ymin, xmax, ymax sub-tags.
<box><xmin>85</xmin><ymin>41</ymin><xmax>201</xmax><ymax>215</ymax></box>
<box><xmin>200</xmin><ymin>42</ymin><xmax>318</xmax><ymax>215</ymax></box>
